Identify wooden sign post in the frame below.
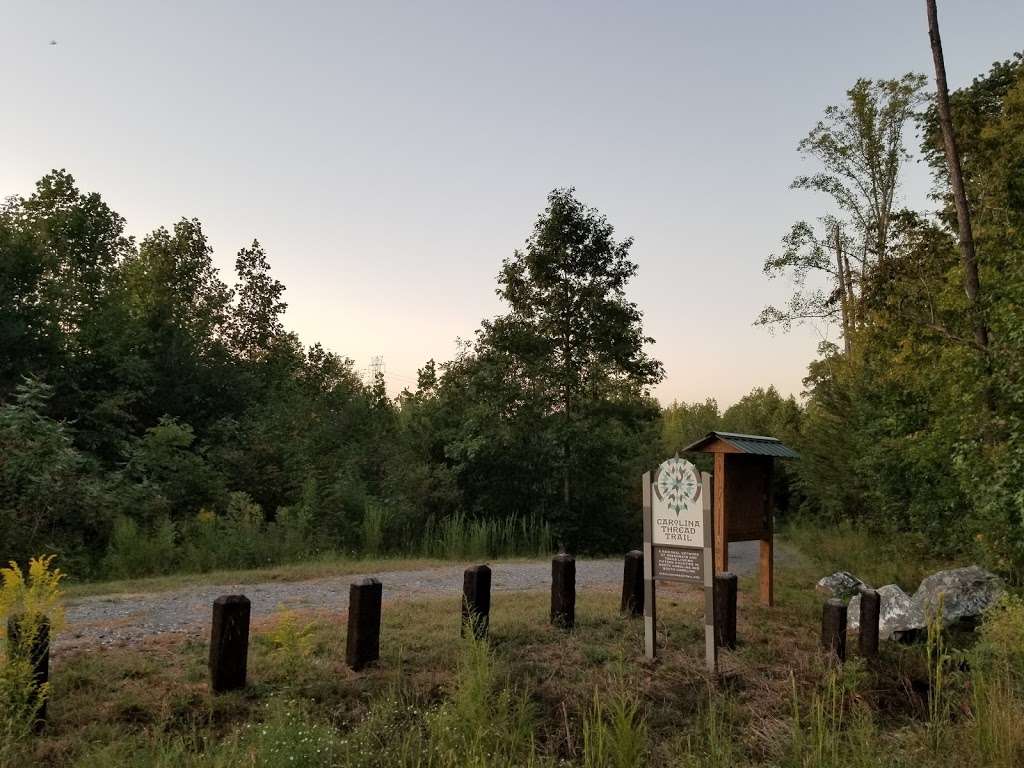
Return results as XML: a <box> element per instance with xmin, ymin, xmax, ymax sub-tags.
<box><xmin>642</xmin><ymin>456</ymin><xmax>716</xmax><ymax>672</ymax></box>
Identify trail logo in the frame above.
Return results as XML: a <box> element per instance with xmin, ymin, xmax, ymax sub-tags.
<box><xmin>651</xmin><ymin>457</ymin><xmax>703</xmax><ymax>547</ymax></box>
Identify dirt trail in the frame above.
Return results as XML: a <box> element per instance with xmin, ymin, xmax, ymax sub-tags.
<box><xmin>61</xmin><ymin>540</ymin><xmax>794</xmax><ymax>651</ymax></box>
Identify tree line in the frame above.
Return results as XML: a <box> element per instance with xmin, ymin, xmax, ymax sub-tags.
<box><xmin>1</xmin><ymin>180</ymin><xmax>678</xmax><ymax>577</ymax></box>
<box><xmin>3</xmin><ymin>48</ymin><xmax>1022</xmax><ymax>583</ymax></box>
<box><xmin>757</xmin><ymin>49</ymin><xmax>1024</xmax><ymax>581</ymax></box>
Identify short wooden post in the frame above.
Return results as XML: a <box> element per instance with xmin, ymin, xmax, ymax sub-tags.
<box><xmin>551</xmin><ymin>553</ymin><xmax>576</xmax><ymax>629</ymax></box>
<box><xmin>462</xmin><ymin>565</ymin><xmax>492</xmax><ymax>639</ymax></box>
<box><xmin>209</xmin><ymin>595</ymin><xmax>251</xmax><ymax>692</ymax></box>
<box><xmin>7</xmin><ymin>614</ymin><xmax>50</xmax><ymax>728</ymax></box>
<box><xmin>858</xmin><ymin>588</ymin><xmax>880</xmax><ymax>658</ymax></box>
<box><xmin>346</xmin><ymin>578</ymin><xmax>382</xmax><ymax>670</ymax></box>
<box><xmin>821</xmin><ymin>598</ymin><xmax>847</xmax><ymax>662</ymax></box>
<box><xmin>621</xmin><ymin>550</ymin><xmax>643</xmax><ymax>617</ymax></box>
<box><xmin>713</xmin><ymin>572</ymin><xmax>738</xmax><ymax>649</ymax></box>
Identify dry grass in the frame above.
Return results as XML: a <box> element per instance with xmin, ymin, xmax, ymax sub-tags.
<box><xmin>12</xmin><ymin>551</ymin><xmax>1021</xmax><ymax>767</ymax></box>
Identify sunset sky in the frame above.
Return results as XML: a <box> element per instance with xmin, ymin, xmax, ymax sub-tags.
<box><xmin>3</xmin><ymin>1</ymin><xmax>1021</xmax><ymax>405</ymax></box>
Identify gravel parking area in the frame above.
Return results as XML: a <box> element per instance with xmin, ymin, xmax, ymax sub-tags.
<box><xmin>61</xmin><ymin>541</ymin><xmax>791</xmax><ymax>651</ymax></box>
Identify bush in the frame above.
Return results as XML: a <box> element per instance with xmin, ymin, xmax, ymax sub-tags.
<box><xmin>0</xmin><ymin>555</ymin><xmax>65</xmax><ymax>763</ymax></box>
<box><xmin>102</xmin><ymin>516</ymin><xmax>177</xmax><ymax>579</ymax></box>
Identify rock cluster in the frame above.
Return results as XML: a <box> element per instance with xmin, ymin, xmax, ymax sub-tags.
<box><xmin>819</xmin><ymin>566</ymin><xmax>1004</xmax><ymax>641</ymax></box>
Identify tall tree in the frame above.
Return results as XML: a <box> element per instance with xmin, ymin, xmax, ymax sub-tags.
<box><xmin>230</xmin><ymin>240</ymin><xmax>287</xmax><ymax>362</ymax></box>
<box><xmin>458</xmin><ymin>188</ymin><xmax>663</xmax><ymax>548</ymax></box>
<box><xmin>925</xmin><ymin>0</ymin><xmax>989</xmax><ymax>352</ymax></box>
<box><xmin>759</xmin><ymin>75</ymin><xmax>925</xmax><ymax>345</ymax></box>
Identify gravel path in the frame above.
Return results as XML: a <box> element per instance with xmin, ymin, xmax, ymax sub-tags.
<box><xmin>61</xmin><ymin>541</ymin><xmax>791</xmax><ymax>651</ymax></box>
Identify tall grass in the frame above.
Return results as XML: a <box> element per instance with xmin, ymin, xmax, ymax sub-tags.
<box><xmin>782</xmin><ymin>518</ymin><xmax>947</xmax><ymax>590</ymax></box>
<box><xmin>98</xmin><ymin>503</ymin><xmax>554</xmax><ymax>581</ymax></box>
<box><xmin>923</xmin><ymin>603</ymin><xmax>951</xmax><ymax>753</ymax></box>
<box><xmin>581</xmin><ymin>685</ymin><xmax>647</xmax><ymax>768</ymax></box>
<box><xmin>419</xmin><ymin>511</ymin><xmax>553</xmax><ymax>560</ymax></box>
<box><xmin>782</xmin><ymin>661</ymin><xmax>883</xmax><ymax>768</ymax></box>
<box><xmin>677</xmin><ymin>693</ymin><xmax>738</xmax><ymax>768</ymax></box>
<box><xmin>965</xmin><ymin>594</ymin><xmax>1024</xmax><ymax>767</ymax></box>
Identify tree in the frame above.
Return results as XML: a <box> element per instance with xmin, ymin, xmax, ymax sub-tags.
<box><xmin>230</xmin><ymin>240</ymin><xmax>287</xmax><ymax>362</ymax></box>
<box><xmin>925</xmin><ymin>0</ymin><xmax>988</xmax><ymax>352</ymax></box>
<box><xmin>759</xmin><ymin>75</ymin><xmax>926</xmax><ymax>348</ymax></box>
<box><xmin>660</xmin><ymin>398</ymin><xmax>720</xmax><ymax>457</ymax></box>
<box><xmin>451</xmin><ymin>188</ymin><xmax>664</xmax><ymax>548</ymax></box>
<box><xmin>0</xmin><ymin>378</ymin><xmax>113</xmax><ymax>572</ymax></box>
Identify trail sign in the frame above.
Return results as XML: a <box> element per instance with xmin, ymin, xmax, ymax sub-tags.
<box><xmin>642</xmin><ymin>457</ymin><xmax>716</xmax><ymax>672</ymax></box>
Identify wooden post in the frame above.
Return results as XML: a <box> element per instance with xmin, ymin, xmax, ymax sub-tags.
<box><xmin>209</xmin><ymin>595</ymin><xmax>251</xmax><ymax>692</ymax></box>
<box><xmin>713</xmin><ymin>572</ymin><xmax>737</xmax><ymax>650</ymax></box>
<box><xmin>821</xmin><ymin>598</ymin><xmax>847</xmax><ymax>662</ymax></box>
<box><xmin>858</xmin><ymin>588</ymin><xmax>880</xmax><ymax>658</ymax></box>
<box><xmin>621</xmin><ymin>550</ymin><xmax>643</xmax><ymax>617</ymax></box>
<box><xmin>346</xmin><ymin>578</ymin><xmax>382</xmax><ymax>670</ymax></box>
<box><xmin>551</xmin><ymin>553</ymin><xmax>576</xmax><ymax>629</ymax></box>
<box><xmin>760</xmin><ymin>460</ymin><xmax>774</xmax><ymax>606</ymax></box>
<box><xmin>759</xmin><ymin>539</ymin><xmax>774</xmax><ymax>606</ymax></box>
<box><xmin>714</xmin><ymin>453</ymin><xmax>727</xmax><ymax>572</ymax></box>
<box><xmin>462</xmin><ymin>564</ymin><xmax>491</xmax><ymax>639</ymax></box>
<box><xmin>642</xmin><ymin>472</ymin><xmax>656</xmax><ymax>658</ymax></box>
<box><xmin>7</xmin><ymin>614</ymin><xmax>50</xmax><ymax>728</ymax></box>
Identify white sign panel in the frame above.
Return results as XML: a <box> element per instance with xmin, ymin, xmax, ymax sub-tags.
<box><xmin>651</xmin><ymin>457</ymin><xmax>704</xmax><ymax>547</ymax></box>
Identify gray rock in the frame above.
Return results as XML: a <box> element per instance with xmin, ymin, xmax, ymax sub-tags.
<box><xmin>849</xmin><ymin>584</ymin><xmax>925</xmax><ymax>641</ymax></box>
<box><xmin>848</xmin><ymin>566</ymin><xmax>1005</xmax><ymax>642</ymax></box>
<box><xmin>816</xmin><ymin>571</ymin><xmax>868</xmax><ymax>600</ymax></box>
<box><xmin>913</xmin><ymin>566</ymin><xmax>1005</xmax><ymax>626</ymax></box>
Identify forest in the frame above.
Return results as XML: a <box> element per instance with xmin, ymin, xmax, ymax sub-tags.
<box><xmin>2</xmin><ymin>53</ymin><xmax>1023</xmax><ymax>584</ymax></box>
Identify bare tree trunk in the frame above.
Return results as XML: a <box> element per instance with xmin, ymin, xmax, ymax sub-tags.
<box><xmin>842</xmin><ymin>249</ymin><xmax>855</xmax><ymax>330</ymax></box>
<box><xmin>926</xmin><ymin>0</ymin><xmax>989</xmax><ymax>351</ymax></box>
<box><xmin>833</xmin><ymin>224</ymin><xmax>852</xmax><ymax>354</ymax></box>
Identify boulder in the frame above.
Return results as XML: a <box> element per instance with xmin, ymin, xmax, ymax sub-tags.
<box><xmin>816</xmin><ymin>571</ymin><xmax>868</xmax><ymax>601</ymax></box>
<box><xmin>848</xmin><ymin>566</ymin><xmax>1005</xmax><ymax>642</ymax></box>
<box><xmin>848</xmin><ymin>584</ymin><xmax>925</xmax><ymax>641</ymax></box>
<box><xmin>913</xmin><ymin>566</ymin><xmax>1005</xmax><ymax>627</ymax></box>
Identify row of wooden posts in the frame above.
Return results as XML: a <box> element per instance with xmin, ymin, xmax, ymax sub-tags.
<box><xmin>821</xmin><ymin>590</ymin><xmax>881</xmax><ymax>661</ymax></box>
<box><xmin>7</xmin><ymin>554</ymin><xmax>884</xmax><ymax>726</ymax></box>
<box><xmin>208</xmin><ymin>551</ymin><xmax>745</xmax><ymax>692</ymax></box>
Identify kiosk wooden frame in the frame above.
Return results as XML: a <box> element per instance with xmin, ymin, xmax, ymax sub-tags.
<box><xmin>682</xmin><ymin>432</ymin><xmax>799</xmax><ymax>607</ymax></box>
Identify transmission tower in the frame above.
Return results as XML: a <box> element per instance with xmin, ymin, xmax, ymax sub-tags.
<box><xmin>368</xmin><ymin>355</ymin><xmax>385</xmax><ymax>381</ymax></box>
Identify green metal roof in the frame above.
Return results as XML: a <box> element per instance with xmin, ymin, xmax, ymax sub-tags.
<box><xmin>681</xmin><ymin>431</ymin><xmax>800</xmax><ymax>459</ymax></box>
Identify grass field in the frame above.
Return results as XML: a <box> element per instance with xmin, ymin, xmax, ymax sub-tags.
<box><xmin>5</xmin><ymin>528</ymin><xmax>1024</xmax><ymax>767</ymax></box>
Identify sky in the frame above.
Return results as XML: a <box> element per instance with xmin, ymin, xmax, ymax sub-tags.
<box><xmin>2</xmin><ymin>2</ymin><xmax>1022</xmax><ymax>406</ymax></box>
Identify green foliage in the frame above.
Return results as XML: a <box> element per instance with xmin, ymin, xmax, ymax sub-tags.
<box><xmin>425</xmin><ymin>636</ymin><xmax>540</xmax><ymax>767</ymax></box>
<box><xmin>675</xmin><ymin>694</ymin><xmax>739</xmax><ymax>768</ymax></box>
<box><xmin>0</xmin><ymin>556</ymin><xmax>65</xmax><ymax>763</ymax></box>
<box><xmin>782</xmin><ymin>663</ymin><xmax>883</xmax><ymax>768</ymax></box>
<box><xmin>783</xmin><ymin>56</ymin><xmax>1024</xmax><ymax>579</ymax></box>
<box><xmin>967</xmin><ymin>596</ymin><xmax>1024</xmax><ymax>767</ymax></box>
<box><xmin>581</xmin><ymin>685</ymin><xmax>647</xmax><ymax>768</ymax></box>
<box><xmin>0</xmin><ymin>380</ymin><xmax>114</xmax><ymax>573</ymax></box>
<box><xmin>425</xmin><ymin>188</ymin><xmax>664</xmax><ymax>552</ymax></box>
<box><xmin>101</xmin><ymin>517</ymin><xmax>177</xmax><ymax>579</ymax></box>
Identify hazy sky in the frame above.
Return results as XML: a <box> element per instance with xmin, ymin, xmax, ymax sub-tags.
<box><xmin>3</xmin><ymin>2</ymin><xmax>1021</xmax><ymax>405</ymax></box>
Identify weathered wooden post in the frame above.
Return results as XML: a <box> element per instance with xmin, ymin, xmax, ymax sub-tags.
<box><xmin>821</xmin><ymin>598</ymin><xmax>848</xmax><ymax>661</ymax></box>
<box><xmin>7</xmin><ymin>614</ymin><xmax>50</xmax><ymax>727</ymax></box>
<box><xmin>713</xmin><ymin>572</ymin><xmax>738</xmax><ymax>650</ymax></box>
<box><xmin>621</xmin><ymin>550</ymin><xmax>644</xmax><ymax>617</ymax></box>
<box><xmin>551</xmin><ymin>553</ymin><xmax>576</xmax><ymax>629</ymax></box>
<box><xmin>858</xmin><ymin>588</ymin><xmax>880</xmax><ymax>658</ymax></box>
<box><xmin>346</xmin><ymin>578</ymin><xmax>382</xmax><ymax>670</ymax></box>
<box><xmin>209</xmin><ymin>595</ymin><xmax>251</xmax><ymax>692</ymax></box>
<box><xmin>462</xmin><ymin>564</ymin><xmax>492</xmax><ymax>639</ymax></box>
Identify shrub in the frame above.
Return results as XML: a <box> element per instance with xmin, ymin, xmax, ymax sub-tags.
<box><xmin>102</xmin><ymin>516</ymin><xmax>177</xmax><ymax>578</ymax></box>
<box><xmin>0</xmin><ymin>555</ymin><xmax>65</xmax><ymax>762</ymax></box>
